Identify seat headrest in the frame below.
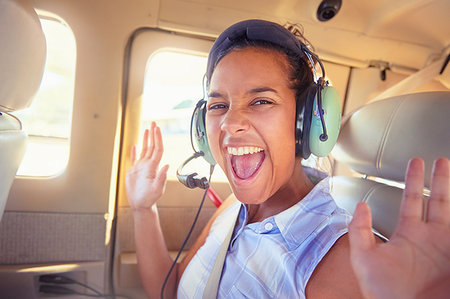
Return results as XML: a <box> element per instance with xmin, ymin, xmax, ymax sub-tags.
<box><xmin>0</xmin><ymin>0</ymin><xmax>46</xmax><ymax>112</ymax></box>
<box><xmin>333</xmin><ymin>91</ymin><xmax>450</xmax><ymax>188</ymax></box>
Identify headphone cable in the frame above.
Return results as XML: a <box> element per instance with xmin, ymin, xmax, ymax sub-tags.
<box><xmin>316</xmin><ymin>82</ymin><xmax>328</xmax><ymax>141</ymax></box>
<box><xmin>160</xmin><ymin>166</ymin><xmax>214</xmax><ymax>299</ymax></box>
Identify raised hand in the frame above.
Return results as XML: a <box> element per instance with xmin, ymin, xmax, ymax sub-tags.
<box><xmin>348</xmin><ymin>157</ymin><xmax>450</xmax><ymax>299</ymax></box>
<box><xmin>126</xmin><ymin>122</ymin><xmax>169</xmax><ymax>211</ymax></box>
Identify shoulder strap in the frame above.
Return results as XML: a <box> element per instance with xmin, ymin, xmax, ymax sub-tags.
<box><xmin>371</xmin><ymin>55</ymin><xmax>448</xmax><ymax>102</ymax></box>
<box><xmin>203</xmin><ymin>205</ymin><xmax>240</xmax><ymax>298</ymax></box>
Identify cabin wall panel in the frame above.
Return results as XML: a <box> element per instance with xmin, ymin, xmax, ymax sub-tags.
<box><xmin>0</xmin><ymin>212</ymin><xmax>106</xmax><ymax>264</ymax></box>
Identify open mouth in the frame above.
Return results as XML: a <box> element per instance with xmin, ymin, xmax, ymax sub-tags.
<box><xmin>228</xmin><ymin>146</ymin><xmax>265</xmax><ymax>180</ymax></box>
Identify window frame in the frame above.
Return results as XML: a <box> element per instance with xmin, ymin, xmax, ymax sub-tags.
<box><xmin>118</xmin><ymin>29</ymin><xmax>232</xmax><ymax>207</ymax></box>
<box><xmin>13</xmin><ymin>14</ymin><xmax>76</xmax><ymax>177</ymax></box>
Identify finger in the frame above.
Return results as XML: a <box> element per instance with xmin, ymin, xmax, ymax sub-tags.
<box><xmin>399</xmin><ymin>158</ymin><xmax>425</xmax><ymax>223</ymax></box>
<box><xmin>154</xmin><ymin>125</ymin><xmax>164</xmax><ymax>160</ymax></box>
<box><xmin>149</xmin><ymin>125</ymin><xmax>164</xmax><ymax>169</ymax></box>
<box><xmin>131</xmin><ymin>145</ymin><xmax>136</xmax><ymax>165</ymax></box>
<box><xmin>349</xmin><ymin>202</ymin><xmax>376</xmax><ymax>253</ymax></box>
<box><xmin>427</xmin><ymin>158</ymin><xmax>450</xmax><ymax>225</ymax></box>
<box><xmin>139</xmin><ymin>129</ymin><xmax>149</xmax><ymax>160</ymax></box>
<box><xmin>145</xmin><ymin>122</ymin><xmax>156</xmax><ymax>159</ymax></box>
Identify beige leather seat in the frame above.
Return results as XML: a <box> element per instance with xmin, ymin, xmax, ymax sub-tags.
<box><xmin>331</xmin><ymin>92</ymin><xmax>450</xmax><ymax>238</ymax></box>
<box><xmin>0</xmin><ymin>0</ymin><xmax>46</xmax><ymax>221</ymax></box>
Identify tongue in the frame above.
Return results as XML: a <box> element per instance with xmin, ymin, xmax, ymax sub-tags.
<box><xmin>231</xmin><ymin>151</ymin><xmax>265</xmax><ymax>179</ymax></box>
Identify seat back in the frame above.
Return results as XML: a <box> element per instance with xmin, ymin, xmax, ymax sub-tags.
<box><xmin>331</xmin><ymin>92</ymin><xmax>450</xmax><ymax>238</ymax></box>
<box><xmin>0</xmin><ymin>0</ymin><xmax>46</xmax><ymax>221</ymax></box>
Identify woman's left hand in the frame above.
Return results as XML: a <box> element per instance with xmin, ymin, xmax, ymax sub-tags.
<box><xmin>348</xmin><ymin>157</ymin><xmax>450</xmax><ymax>299</ymax></box>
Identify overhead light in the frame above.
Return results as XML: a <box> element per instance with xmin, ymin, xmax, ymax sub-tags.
<box><xmin>316</xmin><ymin>0</ymin><xmax>342</xmax><ymax>22</ymax></box>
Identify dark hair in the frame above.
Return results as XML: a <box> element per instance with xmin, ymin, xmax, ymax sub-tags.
<box><xmin>207</xmin><ymin>27</ymin><xmax>314</xmax><ymax>104</ymax></box>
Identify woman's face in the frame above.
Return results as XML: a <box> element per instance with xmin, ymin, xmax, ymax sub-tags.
<box><xmin>206</xmin><ymin>47</ymin><xmax>298</xmax><ymax>204</ymax></box>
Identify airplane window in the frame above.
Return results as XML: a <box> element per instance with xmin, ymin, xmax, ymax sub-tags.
<box><xmin>141</xmin><ymin>51</ymin><xmax>228</xmax><ymax>182</ymax></box>
<box><xmin>12</xmin><ymin>15</ymin><xmax>75</xmax><ymax>177</ymax></box>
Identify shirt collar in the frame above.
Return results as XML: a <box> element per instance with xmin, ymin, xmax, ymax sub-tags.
<box><xmin>233</xmin><ymin>176</ymin><xmax>338</xmax><ymax>250</ymax></box>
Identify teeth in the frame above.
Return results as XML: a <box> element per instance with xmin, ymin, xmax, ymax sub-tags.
<box><xmin>227</xmin><ymin>146</ymin><xmax>263</xmax><ymax>156</ymax></box>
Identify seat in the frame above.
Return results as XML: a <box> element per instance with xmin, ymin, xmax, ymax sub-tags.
<box><xmin>331</xmin><ymin>92</ymin><xmax>450</xmax><ymax>238</ymax></box>
<box><xmin>0</xmin><ymin>0</ymin><xmax>46</xmax><ymax>221</ymax></box>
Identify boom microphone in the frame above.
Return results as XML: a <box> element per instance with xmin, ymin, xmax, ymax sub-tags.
<box><xmin>176</xmin><ymin>152</ymin><xmax>211</xmax><ymax>189</ymax></box>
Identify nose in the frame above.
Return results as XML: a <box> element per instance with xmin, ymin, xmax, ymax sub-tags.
<box><xmin>220</xmin><ymin>108</ymin><xmax>250</xmax><ymax>135</ymax></box>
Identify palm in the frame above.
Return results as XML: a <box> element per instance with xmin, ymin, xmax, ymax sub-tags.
<box><xmin>349</xmin><ymin>158</ymin><xmax>450</xmax><ymax>299</ymax></box>
<box><xmin>126</xmin><ymin>122</ymin><xmax>169</xmax><ymax>210</ymax></box>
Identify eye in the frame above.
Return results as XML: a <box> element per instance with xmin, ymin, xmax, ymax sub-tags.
<box><xmin>253</xmin><ymin>99</ymin><xmax>273</xmax><ymax>105</ymax></box>
<box><xmin>207</xmin><ymin>103</ymin><xmax>228</xmax><ymax>111</ymax></box>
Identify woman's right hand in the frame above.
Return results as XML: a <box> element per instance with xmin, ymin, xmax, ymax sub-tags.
<box><xmin>126</xmin><ymin>121</ymin><xmax>169</xmax><ymax>211</ymax></box>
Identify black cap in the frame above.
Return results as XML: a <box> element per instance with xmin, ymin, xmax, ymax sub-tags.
<box><xmin>206</xmin><ymin>19</ymin><xmax>309</xmax><ymax>85</ymax></box>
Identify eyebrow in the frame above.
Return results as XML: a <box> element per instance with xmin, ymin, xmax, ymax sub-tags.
<box><xmin>247</xmin><ymin>87</ymin><xmax>278</xmax><ymax>95</ymax></box>
<box><xmin>208</xmin><ymin>87</ymin><xmax>279</xmax><ymax>99</ymax></box>
<box><xmin>207</xmin><ymin>91</ymin><xmax>223</xmax><ymax>98</ymax></box>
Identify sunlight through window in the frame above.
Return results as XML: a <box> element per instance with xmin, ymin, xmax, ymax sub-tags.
<box><xmin>141</xmin><ymin>51</ymin><xmax>228</xmax><ymax>182</ymax></box>
<box><xmin>12</xmin><ymin>15</ymin><xmax>75</xmax><ymax>177</ymax></box>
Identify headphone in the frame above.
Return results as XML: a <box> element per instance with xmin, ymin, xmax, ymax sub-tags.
<box><xmin>176</xmin><ymin>96</ymin><xmax>215</xmax><ymax>189</ymax></box>
<box><xmin>178</xmin><ymin>19</ymin><xmax>341</xmax><ymax>188</ymax></box>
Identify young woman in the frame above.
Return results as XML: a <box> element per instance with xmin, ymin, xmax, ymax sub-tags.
<box><xmin>126</xmin><ymin>20</ymin><xmax>450</xmax><ymax>298</ymax></box>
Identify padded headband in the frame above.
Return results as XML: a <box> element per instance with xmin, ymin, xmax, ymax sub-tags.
<box><xmin>206</xmin><ymin>19</ymin><xmax>310</xmax><ymax>84</ymax></box>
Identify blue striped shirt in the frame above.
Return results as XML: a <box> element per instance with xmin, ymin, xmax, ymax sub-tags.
<box><xmin>178</xmin><ymin>177</ymin><xmax>352</xmax><ymax>298</ymax></box>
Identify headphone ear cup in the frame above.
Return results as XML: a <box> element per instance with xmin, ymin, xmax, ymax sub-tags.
<box><xmin>192</xmin><ymin>100</ymin><xmax>216</xmax><ymax>165</ymax></box>
<box><xmin>296</xmin><ymin>83</ymin><xmax>316</xmax><ymax>159</ymax></box>
<box><xmin>309</xmin><ymin>85</ymin><xmax>341</xmax><ymax>157</ymax></box>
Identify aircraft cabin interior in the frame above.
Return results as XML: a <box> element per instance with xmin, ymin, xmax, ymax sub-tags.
<box><xmin>0</xmin><ymin>0</ymin><xmax>449</xmax><ymax>298</ymax></box>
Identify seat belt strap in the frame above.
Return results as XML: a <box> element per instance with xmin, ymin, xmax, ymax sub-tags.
<box><xmin>371</xmin><ymin>55</ymin><xmax>448</xmax><ymax>102</ymax></box>
<box><xmin>203</xmin><ymin>206</ymin><xmax>240</xmax><ymax>298</ymax></box>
